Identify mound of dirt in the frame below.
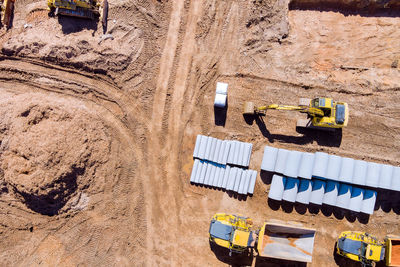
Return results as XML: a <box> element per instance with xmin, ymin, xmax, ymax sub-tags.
<box><xmin>0</xmin><ymin>95</ymin><xmax>111</xmax><ymax>215</ymax></box>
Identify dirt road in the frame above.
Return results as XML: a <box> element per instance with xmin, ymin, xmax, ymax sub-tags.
<box><xmin>0</xmin><ymin>0</ymin><xmax>399</xmax><ymax>266</ymax></box>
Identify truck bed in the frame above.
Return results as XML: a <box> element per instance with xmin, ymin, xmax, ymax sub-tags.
<box><xmin>257</xmin><ymin>221</ymin><xmax>316</xmax><ymax>263</ymax></box>
<box><xmin>388</xmin><ymin>238</ymin><xmax>400</xmax><ymax>266</ymax></box>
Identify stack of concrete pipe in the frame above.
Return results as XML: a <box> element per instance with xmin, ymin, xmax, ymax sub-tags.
<box><xmin>261</xmin><ymin>146</ymin><xmax>400</xmax><ymax>191</ymax></box>
<box><xmin>190</xmin><ymin>159</ymin><xmax>257</xmax><ymax>195</ymax></box>
<box><xmin>193</xmin><ymin>135</ymin><xmax>253</xmax><ymax>167</ymax></box>
<box><xmin>268</xmin><ymin>174</ymin><xmax>377</xmax><ymax>215</ymax></box>
<box><xmin>190</xmin><ymin>135</ymin><xmax>257</xmax><ymax>196</ymax></box>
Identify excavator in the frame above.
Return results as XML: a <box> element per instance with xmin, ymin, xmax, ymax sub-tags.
<box><xmin>1</xmin><ymin>0</ymin><xmax>15</xmax><ymax>29</ymax></box>
<box><xmin>47</xmin><ymin>0</ymin><xmax>100</xmax><ymax>19</ymax></box>
<box><xmin>243</xmin><ymin>97</ymin><xmax>349</xmax><ymax>131</ymax></box>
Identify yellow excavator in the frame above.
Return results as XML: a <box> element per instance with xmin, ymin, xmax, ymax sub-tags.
<box><xmin>243</xmin><ymin>97</ymin><xmax>349</xmax><ymax>130</ymax></box>
<box><xmin>47</xmin><ymin>0</ymin><xmax>100</xmax><ymax>19</ymax></box>
<box><xmin>1</xmin><ymin>0</ymin><xmax>15</xmax><ymax>28</ymax></box>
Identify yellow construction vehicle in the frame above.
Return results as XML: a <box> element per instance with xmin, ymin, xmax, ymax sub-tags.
<box><xmin>336</xmin><ymin>231</ymin><xmax>400</xmax><ymax>267</ymax></box>
<box><xmin>209</xmin><ymin>213</ymin><xmax>316</xmax><ymax>263</ymax></box>
<box><xmin>47</xmin><ymin>0</ymin><xmax>100</xmax><ymax>19</ymax></box>
<box><xmin>243</xmin><ymin>97</ymin><xmax>349</xmax><ymax>130</ymax></box>
<box><xmin>1</xmin><ymin>0</ymin><xmax>15</xmax><ymax>28</ymax></box>
<box><xmin>209</xmin><ymin>213</ymin><xmax>255</xmax><ymax>254</ymax></box>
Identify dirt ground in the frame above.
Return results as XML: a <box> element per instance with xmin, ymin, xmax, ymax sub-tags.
<box><xmin>0</xmin><ymin>0</ymin><xmax>399</xmax><ymax>266</ymax></box>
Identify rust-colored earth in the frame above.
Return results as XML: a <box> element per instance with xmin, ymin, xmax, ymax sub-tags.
<box><xmin>0</xmin><ymin>0</ymin><xmax>399</xmax><ymax>266</ymax></box>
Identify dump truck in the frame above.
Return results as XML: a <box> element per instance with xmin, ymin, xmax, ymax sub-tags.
<box><xmin>243</xmin><ymin>97</ymin><xmax>349</xmax><ymax>131</ymax></box>
<box><xmin>47</xmin><ymin>0</ymin><xmax>100</xmax><ymax>19</ymax></box>
<box><xmin>336</xmin><ymin>231</ymin><xmax>400</xmax><ymax>267</ymax></box>
<box><xmin>209</xmin><ymin>213</ymin><xmax>316</xmax><ymax>263</ymax></box>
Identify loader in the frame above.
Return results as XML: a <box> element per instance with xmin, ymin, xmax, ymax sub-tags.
<box><xmin>336</xmin><ymin>231</ymin><xmax>400</xmax><ymax>267</ymax></box>
<box><xmin>209</xmin><ymin>213</ymin><xmax>316</xmax><ymax>263</ymax></box>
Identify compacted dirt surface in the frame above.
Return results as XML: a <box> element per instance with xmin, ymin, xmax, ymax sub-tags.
<box><xmin>0</xmin><ymin>0</ymin><xmax>399</xmax><ymax>266</ymax></box>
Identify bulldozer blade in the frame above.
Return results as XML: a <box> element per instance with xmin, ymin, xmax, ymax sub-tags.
<box><xmin>243</xmin><ymin>101</ymin><xmax>255</xmax><ymax>115</ymax></box>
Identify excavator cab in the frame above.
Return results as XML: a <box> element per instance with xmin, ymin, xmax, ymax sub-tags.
<box><xmin>309</xmin><ymin>97</ymin><xmax>348</xmax><ymax>129</ymax></box>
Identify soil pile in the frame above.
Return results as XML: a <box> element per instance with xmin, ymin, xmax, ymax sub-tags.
<box><xmin>0</xmin><ymin>94</ymin><xmax>111</xmax><ymax>215</ymax></box>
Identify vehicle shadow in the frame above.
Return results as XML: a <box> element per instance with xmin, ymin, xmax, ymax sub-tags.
<box><xmin>289</xmin><ymin>1</ymin><xmax>400</xmax><ymax>18</ymax></box>
<box><xmin>333</xmin><ymin>242</ymin><xmax>361</xmax><ymax>267</ymax></box>
<box><xmin>57</xmin><ymin>15</ymin><xmax>98</xmax><ymax>35</ymax></box>
<box><xmin>255</xmin><ymin>256</ymin><xmax>306</xmax><ymax>267</ymax></box>
<box><xmin>209</xmin><ymin>241</ymin><xmax>253</xmax><ymax>267</ymax></box>
<box><xmin>243</xmin><ymin>114</ymin><xmax>342</xmax><ymax>148</ymax></box>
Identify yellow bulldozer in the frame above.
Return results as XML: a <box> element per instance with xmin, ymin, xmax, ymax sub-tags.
<box><xmin>243</xmin><ymin>97</ymin><xmax>349</xmax><ymax>131</ymax></box>
<box><xmin>336</xmin><ymin>231</ymin><xmax>400</xmax><ymax>267</ymax></box>
<box><xmin>47</xmin><ymin>0</ymin><xmax>100</xmax><ymax>19</ymax></box>
<box><xmin>1</xmin><ymin>0</ymin><xmax>15</xmax><ymax>28</ymax></box>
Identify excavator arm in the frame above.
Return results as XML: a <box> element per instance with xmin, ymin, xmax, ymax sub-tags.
<box><xmin>243</xmin><ymin>102</ymin><xmax>324</xmax><ymax>117</ymax></box>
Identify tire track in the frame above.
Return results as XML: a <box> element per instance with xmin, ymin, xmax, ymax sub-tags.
<box><xmin>150</xmin><ymin>0</ymin><xmax>185</xmax><ymax>137</ymax></box>
<box><xmin>0</xmin><ymin>58</ymin><xmax>152</xmax><ymax>265</ymax></box>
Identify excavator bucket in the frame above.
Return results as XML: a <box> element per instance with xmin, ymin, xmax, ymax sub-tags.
<box><xmin>243</xmin><ymin>102</ymin><xmax>255</xmax><ymax>115</ymax></box>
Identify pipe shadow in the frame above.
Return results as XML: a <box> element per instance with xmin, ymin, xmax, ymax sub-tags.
<box><xmin>266</xmin><ymin>198</ymin><xmax>370</xmax><ymax>223</ymax></box>
<box><xmin>244</xmin><ymin>114</ymin><xmax>342</xmax><ymax>147</ymax></box>
<box><xmin>375</xmin><ymin>189</ymin><xmax>400</xmax><ymax>215</ymax></box>
<box><xmin>260</xmin><ymin>170</ymin><xmax>274</xmax><ymax>185</ymax></box>
<box><xmin>289</xmin><ymin>1</ymin><xmax>400</xmax><ymax>18</ymax></box>
<box><xmin>227</xmin><ymin>190</ymin><xmax>248</xmax><ymax>201</ymax></box>
<box><xmin>294</xmin><ymin>203</ymin><xmax>308</xmax><ymax>215</ymax></box>
<box><xmin>214</xmin><ymin>99</ymin><xmax>228</xmax><ymax>126</ymax></box>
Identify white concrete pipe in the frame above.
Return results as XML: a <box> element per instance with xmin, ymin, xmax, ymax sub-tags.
<box><xmin>312</xmin><ymin>152</ymin><xmax>329</xmax><ymax>178</ymax></box>
<box><xmin>261</xmin><ymin>146</ymin><xmax>279</xmax><ymax>172</ymax></box>
<box><xmin>336</xmin><ymin>184</ymin><xmax>352</xmax><ymax>209</ymax></box>
<box><xmin>282</xmin><ymin>177</ymin><xmax>300</xmax><ymax>203</ymax></box>
<box><xmin>268</xmin><ymin>174</ymin><xmax>287</xmax><ymax>201</ymax></box>
<box><xmin>283</xmin><ymin>150</ymin><xmax>302</xmax><ymax>178</ymax></box>
<box><xmin>323</xmin><ymin>181</ymin><xmax>339</xmax><ymax>206</ymax></box>
<box><xmin>275</xmin><ymin>148</ymin><xmax>289</xmax><ymax>174</ymax></box>
<box><xmin>298</xmin><ymin>152</ymin><xmax>315</xmax><ymax>180</ymax></box>
<box><xmin>352</xmin><ymin>160</ymin><xmax>367</xmax><ymax>185</ymax></box>
<box><xmin>309</xmin><ymin>179</ymin><xmax>326</xmax><ymax>205</ymax></box>
<box><xmin>360</xmin><ymin>189</ymin><xmax>377</xmax><ymax>215</ymax></box>
<box><xmin>296</xmin><ymin>179</ymin><xmax>312</xmax><ymax>204</ymax></box>
<box><xmin>339</xmin><ymin>157</ymin><xmax>354</xmax><ymax>184</ymax></box>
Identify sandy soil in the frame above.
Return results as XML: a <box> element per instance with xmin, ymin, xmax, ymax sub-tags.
<box><xmin>0</xmin><ymin>0</ymin><xmax>399</xmax><ymax>266</ymax></box>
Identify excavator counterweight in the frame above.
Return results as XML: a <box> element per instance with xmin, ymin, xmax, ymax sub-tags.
<box><xmin>47</xmin><ymin>0</ymin><xmax>100</xmax><ymax>20</ymax></box>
